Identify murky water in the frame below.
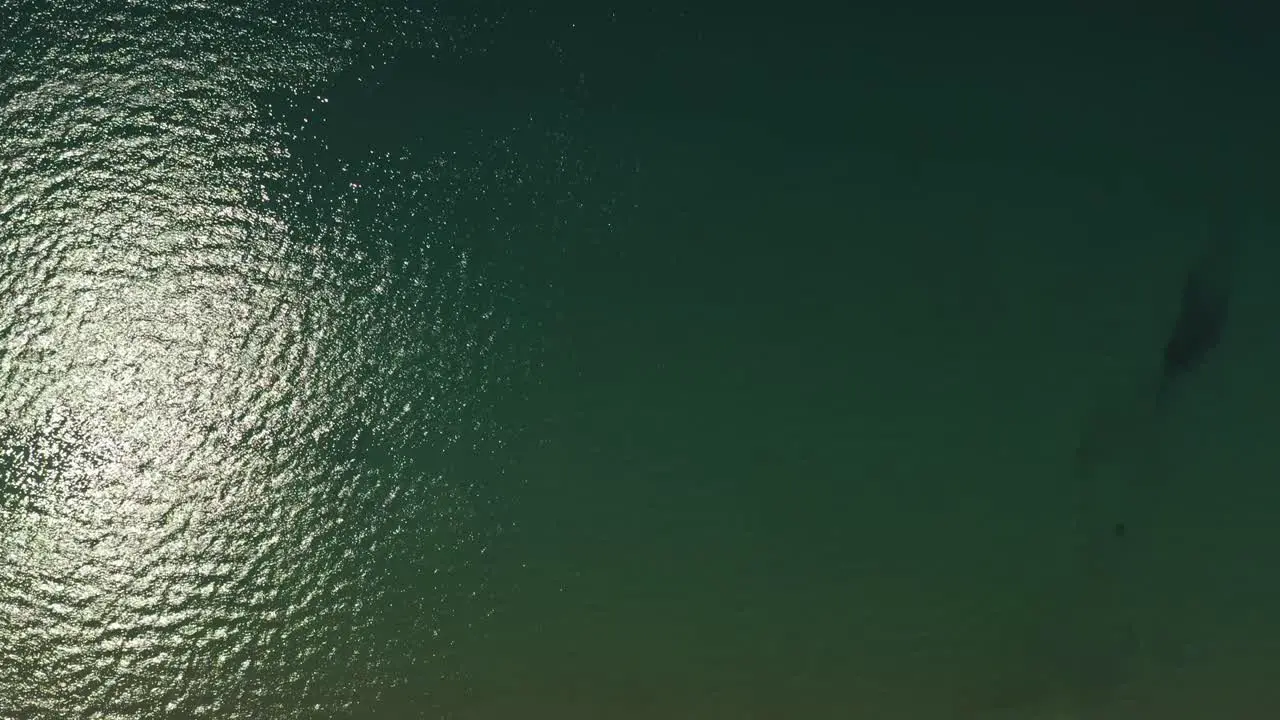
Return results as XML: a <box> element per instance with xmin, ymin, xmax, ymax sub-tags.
<box><xmin>3</xmin><ymin>2</ymin><xmax>1278</xmax><ymax>719</ymax></box>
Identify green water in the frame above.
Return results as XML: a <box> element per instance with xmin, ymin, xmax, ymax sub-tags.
<box><xmin>2</xmin><ymin>1</ymin><xmax>1278</xmax><ymax>718</ymax></box>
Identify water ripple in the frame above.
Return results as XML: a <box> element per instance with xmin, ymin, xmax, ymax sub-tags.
<box><xmin>0</xmin><ymin>1</ymin><xmax>585</xmax><ymax>717</ymax></box>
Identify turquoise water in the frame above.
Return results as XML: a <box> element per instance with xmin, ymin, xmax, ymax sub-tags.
<box><xmin>2</xmin><ymin>2</ymin><xmax>1278</xmax><ymax>718</ymax></box>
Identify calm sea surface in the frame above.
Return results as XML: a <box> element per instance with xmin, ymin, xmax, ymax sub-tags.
<box><xmin>2</xmin><ymin>2</ymin><xmax>1278</xmax><ymax>718</ymax></box>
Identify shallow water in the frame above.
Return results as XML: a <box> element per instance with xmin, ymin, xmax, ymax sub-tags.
<box><xmin>2</xmin><ymin>2</ymin><xmax>1278</xmax><ymax>718</ymax></box>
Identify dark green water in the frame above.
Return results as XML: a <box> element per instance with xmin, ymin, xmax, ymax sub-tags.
<box><xmin>2</xmin><ymin>1</ymin><xmax>1279</xmax><ymax>718</ymax></box>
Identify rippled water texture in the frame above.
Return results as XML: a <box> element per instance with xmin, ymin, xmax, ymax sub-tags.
<box><xmin>0</xmin><ymin>2</ymin><xmax>588</xmax><ymax>716</ymax></box>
